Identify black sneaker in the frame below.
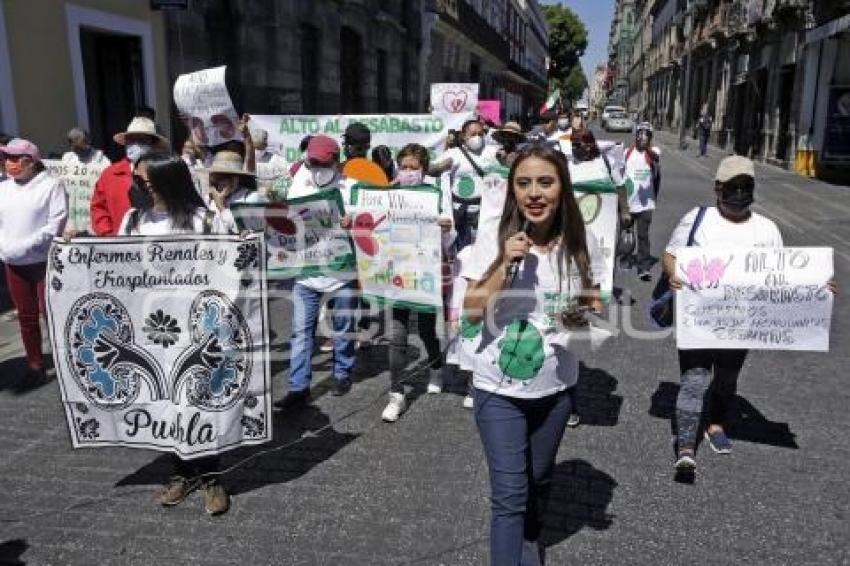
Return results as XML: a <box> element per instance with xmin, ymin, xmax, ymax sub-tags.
<box><xmin>273</xmin><ymin>389</ymin><xmax>310</xmax><ymax>409</ymax></box>
<box><xmin>332</xmin><ymin>377</ymin><xmax>352</xmax><ymax>396</ymax></box>
<box><xmin>639</xmin><ymin>270</ymin><xmax>652</xmax><ymax>282</ymax></box>
<box><xmin>705</xmin><ymin>430</ymin><xmax>732</xmax><ymax>454</ymax></box>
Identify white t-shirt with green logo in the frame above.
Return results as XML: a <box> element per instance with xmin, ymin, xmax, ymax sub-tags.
<box><xmin>624</xmin><ymin>148</ymin><xmax>657</xmax><ymax>213</ymax></box>
<box><xmin>459</xmin><ymin>241</ymin><xmax>597</xmax><ymax>399</ymax></box>
<box><xmin>439</xmin><ymin>145</ymin><xmax>501</xmax><ymax>202</ymax></box>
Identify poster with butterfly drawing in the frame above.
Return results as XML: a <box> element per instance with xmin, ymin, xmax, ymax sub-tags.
<box><xmin>46</xmin><ymin>234</ymin><xmax>271</xmax><ymax>459</ymax></box>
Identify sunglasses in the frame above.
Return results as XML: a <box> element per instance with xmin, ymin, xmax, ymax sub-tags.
<box><xmin>2</xmin><ymin>154</ymin><xmax>30</xmax><ymax>162</ymax></box>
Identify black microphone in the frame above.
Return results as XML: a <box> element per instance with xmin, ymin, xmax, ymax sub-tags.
<box><xmin>505</xmin><ymin>219</ymin><xmax>534</xmax><ymax>287</ymax></box>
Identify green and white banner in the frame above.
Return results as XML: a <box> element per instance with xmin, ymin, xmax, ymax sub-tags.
<box><xmin>231</xmin><ymin>189</ymin><xmax>355</xmax><ymax>279</ymax></box>
<box><xmin>569</xmin><ymin>158</ymin><xmax>619</xmax><ymax>301</ymax></box>
<box><xmin>250</xmin><ymin>112</ymin><xmax>473</xmax><ymax>167</ymax></box>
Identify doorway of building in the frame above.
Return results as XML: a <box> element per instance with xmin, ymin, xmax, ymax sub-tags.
<box><xmin>80</xmin><ymin>28</ymin><xmax>146</xmax><ymax>160</ymax></box>
<box><xmin>340</xmin><ymin>27</ymin><xmax>363</xmax><ymax>113</ymax></box>
<box><xmin>775</xmin><ymin>65</ymin><xmax>796</xmax><ymax>163</ymax></box>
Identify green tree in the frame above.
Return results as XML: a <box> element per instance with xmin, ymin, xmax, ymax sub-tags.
<box><xmin>542</xmin><ymin>3</ymin><xmax>589</xmax><ymax>105</ymax></box>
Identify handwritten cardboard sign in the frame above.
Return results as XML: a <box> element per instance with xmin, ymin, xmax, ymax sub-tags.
<box><xmin>349</xmin><ymin>185</ymin><xmax>443</xmax><ymax>312</ymax></box>
<box><xmin>43</xmin><ymin>160</ymin><xmax>109</xmax><ymax>233</ymax></box>
<box><xmin>430</xmin><ymin>83</ymin><xmax>479</xmax><ymax>116</ymax></box>
<box><xmin>231</xmin><ymin>189</ymin><xmax>354</xmax><ymax>279</ymax></box>
<box><xmin>676</xmin><ymin>247</ymin><xmax>834</xmax><ymax>351</ymax></box>
<box><xmin>174</xmin><ymin>66</ymin><xmax>242</xmax><ymax>147</ymax></box>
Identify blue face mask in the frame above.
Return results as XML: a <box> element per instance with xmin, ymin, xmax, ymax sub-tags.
<box><xmin>126</xmin><ymin>143</ymin><xmax>151</xmax><ymax>163</ymax></box>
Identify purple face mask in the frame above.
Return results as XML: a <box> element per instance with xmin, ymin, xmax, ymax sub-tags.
<box><xmin>396</xmin><ymin>169</ymin><xmax>423</xmax><ymax>187</ymax></box>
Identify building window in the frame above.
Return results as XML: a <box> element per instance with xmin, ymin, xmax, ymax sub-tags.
<box><xmin>301</xmin><ymin>24</ymin><xmax>320</xmax><ymax>113</ymax></box>
<box><xmin>340</xmin><ymin>26</ymin><xmax>363</xmax><ymax>113</ymax></box>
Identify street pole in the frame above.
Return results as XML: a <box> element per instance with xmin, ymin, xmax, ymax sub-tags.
<box><xmin>678</xmin><ymin>0</ymin><xmax>693</xmax><ymax>150</ymax></box>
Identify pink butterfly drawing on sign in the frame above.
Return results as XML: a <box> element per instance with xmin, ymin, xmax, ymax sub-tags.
<box><xmin>678</xmin><ymin>256</ymin><xmax>733</xmax><ymax>290</ymax></box>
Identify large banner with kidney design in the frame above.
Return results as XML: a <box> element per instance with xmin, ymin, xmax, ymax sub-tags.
<box><xmin>46</xmin><ymin>234</ymin><xmax>271</xmax><ymax>459</ymax></box>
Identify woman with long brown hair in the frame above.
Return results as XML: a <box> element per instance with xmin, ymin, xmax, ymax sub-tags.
<box><xmin>462</xmin><ymin>144</ymin><xmax>601</xmax><ymax>565</ymax></box>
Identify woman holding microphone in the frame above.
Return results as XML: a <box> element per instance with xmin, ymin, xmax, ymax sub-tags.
<box><xmin>462</xmin><ymin>144</ymin><xmax>601</xmax><ymax>565</ymax></box>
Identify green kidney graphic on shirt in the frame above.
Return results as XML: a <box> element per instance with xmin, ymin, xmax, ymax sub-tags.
<box><xmin>625</xmin><ymin>177</ymin><xmax>635</xmax><ymax>198</ymax></box>
<box><xmin>497</xmin><ymin>319</ymin><xmax>545</xmax><ymax>382</ymax></box>
<box><xmin>460</xmin><ymin>315</ymin><xmax>482</xmax><ymax>339</ymax></box>
<box><xmin>457</xmin><ymin>176</ymin><xmax>476</xmax><ymax>198</ymax></box>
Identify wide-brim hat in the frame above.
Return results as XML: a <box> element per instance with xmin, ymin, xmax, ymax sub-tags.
<box><xmin>201</xmin><ymin>150</ymin><xmax>255</xmax><ymax>177</ymax></box>
<box><xmin>492</xmin><ymin>121</ymin><xmax>525</xmax><ymax>144</ymax></box>
<box><xmin>113</xmin><ymin>116</ymin><xmax>169</xmax><ymax>146</ymax></box>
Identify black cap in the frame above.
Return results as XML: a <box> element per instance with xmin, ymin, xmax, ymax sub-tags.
<box><xmin>343</xmin><ymin>122</ymin><xmax>371</xmax><ymax>146</ymax></box>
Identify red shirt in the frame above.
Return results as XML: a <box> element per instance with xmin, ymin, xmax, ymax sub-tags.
<box><xmin>90</xmin><ymin>158</ymin><xmax>132</xmax><ymax>236</ymax></box>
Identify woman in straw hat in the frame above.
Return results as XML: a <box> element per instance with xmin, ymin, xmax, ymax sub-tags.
<box><xmin>202</xmin><ymin>149</ymin><xmax>266</xmax><ymax>234</ymax></box>
<box><xmin>90</xmin><ymin>116</ymin><xmax>169</xmax><ymax>236</ymax></box>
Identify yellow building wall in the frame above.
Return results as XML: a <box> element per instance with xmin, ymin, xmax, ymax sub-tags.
<box><xmin>1</xmin><ymin>0</ymin><xmax>169</xmax><ymax>156</ymax></box>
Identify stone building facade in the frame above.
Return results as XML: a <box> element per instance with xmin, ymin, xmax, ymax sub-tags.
<box><xmin>619</xmin><ymin>0</ymin><xmax>850</xmax><ymax>181</ymax></box>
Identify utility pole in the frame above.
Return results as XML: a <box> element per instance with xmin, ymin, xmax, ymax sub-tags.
<box><xmin>678</xmin><ymin>0</ymin><xmax>693</xmax><ymax>150</ymax></box>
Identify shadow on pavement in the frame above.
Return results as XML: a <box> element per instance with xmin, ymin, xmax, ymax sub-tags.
<box><xmin>115</xmin><ymin>404</ymin><xmax>360</xmax><ymax>496</ymax></box>
<box><xmin>649</xmin><ymin>381</ymin><xmax>798</xmax><ymax>449</ymax></box>
<box><xmin>0</xmin><ymin>538</ymin><xmax>28</xmax><ymax>565</ymax></box>
<box><xmin>541</xmin><ymin>459</ymin><xmax>617</xmax><ymax>548</ymax></box>
<box><xmin>573</xmin><ymin>363</ymin><xmax>623</xmax><ymax>427</ymax></box>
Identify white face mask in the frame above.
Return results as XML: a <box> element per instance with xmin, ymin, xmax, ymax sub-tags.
<box><xmin>396</xmin><ymin>169</ymin><xmax>423</xmax><ymax>187</ymax></box>
<box><xmin>557</xmin><ymin>119</ymin><xmax>570</xmax><ymax>130</ymax></box>
<box><xmin>466</xmin><ymin>135</ymin><xmax>484</xmax><ymax>152</ymax></box>
<box><xmin>126</xmin><ymin>143</ymin><xmax>151</xmax><ymax>163</ymax></box>
<box><xmin>311</xmin><ymin>166</ymin><xmax>337</xmax><ymax>187</ymax></box>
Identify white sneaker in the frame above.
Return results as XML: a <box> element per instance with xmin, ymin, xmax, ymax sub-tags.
<box><xmin>381</xmin><ymin>392</ymin><xmax>407</xmax><ymax>422</ymax></box>
<box><xmin>426</xmin><ymin>371</ymin><xmax>443</xmax><ymax>394</ymax></box>
<box><xmin>462</xmin><ymin>394</ymin><xmax>474</xmax><ymax>409</ymax></box>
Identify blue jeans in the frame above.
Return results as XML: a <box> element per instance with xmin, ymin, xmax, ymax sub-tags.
<box><xmin>699</xmin><ymin>130</ymin><xmax>710</xmax><ymax>156</ymax></box>
<box><xmin>288</xmin><ymin>281</ymin><xmax>357</xmax><ymax>391</ymax></box>
<box><xmin>473</xmin><ymin>387</ymin><xmax>573</xmax><ymax>566</ymax></box>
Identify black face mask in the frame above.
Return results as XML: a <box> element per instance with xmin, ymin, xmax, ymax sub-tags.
<box><xmin>129</xmin><ymin>182</ymin><xmax>154</xmax><ymax>210</ymax></box>
<box><xmin>719</xmin><ymin>189</ymin><xmax>754</xmax><ymax>212</ymax></box>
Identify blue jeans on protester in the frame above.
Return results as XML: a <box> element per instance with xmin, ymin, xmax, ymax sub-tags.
<box><xmin>288</xmin><ymin>281</ymin><xmax>357</xmax><ymax>392</ymax></box>
<box><xmin>699</xmin><ymin>129</ymin><xmax>710</xmax><ymax>156</ymax></box>
<box><xmin>473</xmin><ymin>387</ymin><xmax>573</xmax><ymax>566</ymax></box>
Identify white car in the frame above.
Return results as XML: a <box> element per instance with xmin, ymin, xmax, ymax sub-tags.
<box><xmin>605</xmin><ymin>112</ymin><xmax>634</xmax><ymax>132</ymax></box>
<box><xmin>601</xmin><ymin>105</ymin><xmax>626</xmax><ymax>128</ymax></box>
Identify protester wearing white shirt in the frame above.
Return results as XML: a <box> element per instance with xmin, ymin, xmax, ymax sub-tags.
<box><xmin>201</xmin><ymin>150</ymin><xmax>267</xmax><ymax>235</ymax></box>
<box><xmin>61</xmin><ymin>127</ymin><xmax>110</xmax><ymax>167</ymax></box>
<box><xmin>462</xmin><ymin>144</ymin><xmax>601</xmax><ymax>566</ymax></box>
<box><xmin>438</xmin><ymin>119</ymin><xmax>501</xmax><ymax>251</ymax></box>
<box><xmin>118</xmin><ymin>151</ymin><xmax>230</xmax><ymax>516</ymax></box>
<box><xmin>0</xmin><ymin>138</ymin><xmax>68</xmax><ymax>383</ymax></box>
<box><xmin>276</xmin><ymin>135</ymin><xmax>359</xmax><ymax>409</ymax></box>
<box><xmin>622</xmin><ymin>123</ymin><xmax>662</xmax><ymax>280</ymax></box>
<box><xmin>663</xmin><ymin>156</ymin><xmax>787</xmax><ymax>476</ymax></box>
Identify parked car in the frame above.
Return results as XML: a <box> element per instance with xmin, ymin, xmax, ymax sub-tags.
<box><xmin>605</xmin><ymin>111</ymin><xmax>634</xmax><ymax>132</ymax></box>
<box><xmin>601</xmin><ymin>105</ymin><xmax>626</xmax><ymax>128</ymax></box>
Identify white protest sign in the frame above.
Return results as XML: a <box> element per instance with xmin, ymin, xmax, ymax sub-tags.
<box><xmin>231</xmin><ymin>189</ymin><xmax>354</xmax><ymax>279</ymax></box>
<box><xmin>250</xmin><ymin>113</ymin><xmax>473</xmax><ymax>167</ymax></box>
<box><xmin>46</xmin><ymin>234</ymin><xmax>271</xmax><ymax>458</ymax></box>
<box><xmin>464</xmin><ymin>166</ymin><xmax>509</xmax><ymax>266</ymax></box>
<box><xmin>43</xmin><ymin>160</ymin><xmax>109</xmax><ymax>233</ymax></box>
<box><xmin>569</xmin><ymin>158</ymin><xmax>619</xmax><ymax>301</ymax></box>
<box><xmin>430</xmin><ymin>83</ymin><xmax>479</xmax><ymax>116</ymax></box>
<box><xmin>676</xmin><ymin>247</ymin><xmax>834</xmax><ymax>351</ymax></box>
<box><xmin>174</xmin><ymin>66</ymin><xmax>242</xmax><ymax>146</ymax></box>
<box><xmin>349</xmin><ymin>185</ymin><xmax>443</xmax><ymax>312</ymax></box>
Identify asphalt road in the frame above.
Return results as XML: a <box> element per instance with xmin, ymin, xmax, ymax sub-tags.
<box><xmin>0</xmin><ymin>126</ymin><xmax>847</xmax><ymax>565</ymax></box>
